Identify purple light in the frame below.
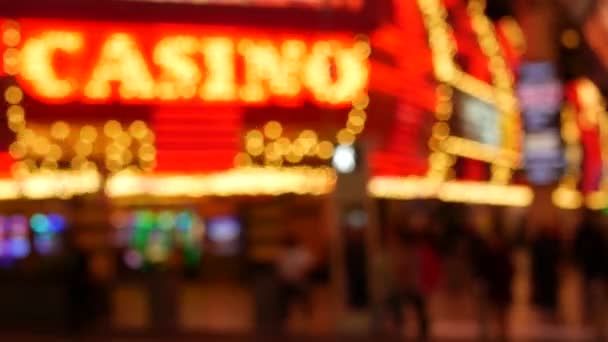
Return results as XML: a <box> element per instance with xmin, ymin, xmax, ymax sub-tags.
<box><xmin>207</xmin><ymin>217</ymin><xmax>240</xmax><ymax>243</ymax></box>
<box><xmin>9</xmin><ymin>215</ymin><xmax>28</xmax><ymax>236</ymax></box>
<box><xmin>0</xmin><ymin>216</ymin><xmax>6</xmax><ymax>234</ymax></box>
<box><xmin>34</xmin><ymin>235</ymin><xmax>56</xmax><ymax>255</ymax></box>
<box><xmin>123</xmin><ymin>249</ymin><xmax>143</xmax><ymax>269</ymax></box>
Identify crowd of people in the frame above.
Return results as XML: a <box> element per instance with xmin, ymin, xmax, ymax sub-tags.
<box><xmin>275</xmin><ymin>205</ymin><xmax>608</xmax><ymax>340</ymax></box>
<box><xmin>378</xmin><ymin>206</ymin><xmax>608</xmax><ymax>340</ymax></box>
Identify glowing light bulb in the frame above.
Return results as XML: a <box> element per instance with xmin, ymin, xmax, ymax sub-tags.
<box><xmin>129</xmin><ymin>120</ymin><xmax>148</xmax><ymax>139</ymax></box>
<box><xmin>104</xmin><ymin>120</ymin><xmax>123</xmax><ymax>138</ymax></box>
<box><xmin>138</xmin><ymin>144</ymin><xmax>156</xmax><ymax>162</ymax></box>
<box><xmin>336</xmin><ymin>129</ymin><xmax>355</xmax><ymax>146</ymax></box>
<box><xmin>79</xmin><ymin>125</ymin><xmax>98</xmax><ymax>143</ymax></box>
<box><xmin>74</xmin><ymin>141</ymin><xmax>93</xmax><ymax>156</ymax></box>
<box><xmin>8</xmin><ymin>141</ymin><xmax>27</xmax><ymax>159</ymax></box>
<box><xmin>50</xmin><ymin>121</ymin><xmax>70</xmax><ymax>140</ymax></box>
<box><xmin>4</xmin><ymin>86</ymin><xmax>23</xmax><ymax>104</ymax></box>
<box><xmin>332</xmin><ymin>144</ymin><xmax>356</xmax><ymax>173</ymax></box>
<box><xmin>317</xmin><ymin>141</ymin><xmax>335</xmax><ymax>160</ymax></box>
<box><xmin>263</xmin><ymin>121</ymin><xmax>283</xmax><ymax>140</ymax></box>
<box><xmin>2</xmin><ymin>28</ymin><xmax>21</xmax><ymax>47</ymax></box>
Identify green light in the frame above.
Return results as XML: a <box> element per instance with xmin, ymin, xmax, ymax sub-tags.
<box><xmin>135</xmin><ymin>210</ymin><xmax>157</xmax><ymax>231</ymax></box>
<box><xmin>158</xmin><ymin>211</ymin><xmax>175</xmax><ymax>231</ymax></box>
<box><xmin>30</xmin><ymin>214</ymin><xmax>50</xmax><ymax>234</ymax></box>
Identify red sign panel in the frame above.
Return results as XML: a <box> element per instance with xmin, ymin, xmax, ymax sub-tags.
<box><xmin>13</xmin><ymin>20</ymin><xmax>370</xmax><ymax>107</ymax></box>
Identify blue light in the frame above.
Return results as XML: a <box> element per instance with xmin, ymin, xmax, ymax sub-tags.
<box><xmin>47</xmin><ymin>214</ymin><xmax>66</xmax><ymax>233</ymax></box>
<box><xmin>175</xmin><ymin>211</ymin><xmax>193</xmax><ymax>231</ymax></box>
<box><xmin>30</xmin><ymin>214</ymin><xmax>50</xmax><ymax>234</ymax></box>
<box><xmin>9</xmin><ymin>237</ymin><xmax>30</xmax><ymax>259</ymax></box>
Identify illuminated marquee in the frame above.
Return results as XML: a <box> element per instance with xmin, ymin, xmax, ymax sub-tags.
<box><xmin>13</xmin><ymin>20</ymin><xmax>370</xmax><ymax>106</ymax></box>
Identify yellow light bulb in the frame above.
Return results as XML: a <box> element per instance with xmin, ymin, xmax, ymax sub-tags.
<box><xmin>285</xmin><ymin>145</ymin><xmax>304</xmax><ymax>164</ymax></box>
<box><xmin>246</xmin><ymin>130</ymin><xmax>265</xmax><ymax>156</ymax></box>
<box><xmin>432</xmin><ymin>122</ymin><xmax>450</xmax><ymax>139</ymax></box>
<box><xmin>317</xmin><ymin>141</ymin><xmax>335</xmax><ymax>160</ymax></box>
<box><xmin>116</xmin><ymin>132</ymin><xmax>133</xmax><ymax>147</ymax></box>
<box><xmin>129</xmin><ymin>120</ymin><xmax>148</xmax><ymax>139</ymax></box>
<box><xmin>75</xmin><ymin>141</ymin><xmax>93</xmax><ymax>156</ymax></box>
<box><xmin>298</xmin><ymin>130</ymin><xmax>319</xmax><ymax>155</ymax></box>
<box><xmin>264</xmin><ymin>142</ymin><xmax>280</xmax><ymax>161</ymax></box>
<box><xmin>263</xmin><ymin>121</ymin><xmax>283</xmax><ymax>140</ymax></box>
<box><xmin>336</xmin><ymin>129</ymin><xmax>355</xmax><ymax>145</ymax></box>
<box><xmin>3</xmin><ymin>48</ymin><xmax>20</xmax><ymax>75</ymax></box>
<box><xmin>4</xmin><ymin>86</ymin><xmax>23</xmax><ymax>104</ymax></box>
<box><xmin>275</xmin><ymin>137</ymin><xmax>291</xmax><ymax>155</ymax></box>
<box><xmin>104</xmin><ymin>120</ymin><xmax>123</xmax><ymax>138</ymax></box>
<box><xmin>246</xmin><ymin>129</ymin><xmax>263</xmax><ymax>141</ymax></box>
<box><xmin>2</xmin><ymin>28</ymin><xmax>21</xmax><ymax>47</ymax></box>
<box><xmin>105</xmin><ymin>143</ymin><xmax>123</xmax><ymax>158</ymax></box>
<box><xmin>18</xmin><ymin>128</ymin><xmax>35</xmax><ymax>145</ymax></box>
<box><xmin>33</xmin><ymin>136</ymin><xmax>51</xmax><ymax>155</ymax></box>
<box><xmin>80</xmin><ymin>125</ymin><xmax>98</xmax><ymax>143</ymax></box>
<box><xmin>8</xmin><ymin>141</ymin><xmax>27</xmax><ymax>159</ymax></box>
<box><xmin>138</xmin><ymin>144</ymin><xmax>156</xmax><ymax>162</ymax></box>
<box><xmin>50</xmin><ymin>121</ymin><xmax>71</xmax><ymax>140</ymax></box>
<box><xmin>7</xmin><ymin>105</ymin><xmax>25</xmax><ymax>121</ymax></box>
<box><xmin>8</xmin><ymin>120</ymin><xmax>25</xmax><ymax>132</ymax></box>
<box><xmin>48</xmin><ymin>144</ymin><xmax>63</xmax><ymax>161</ymax></box>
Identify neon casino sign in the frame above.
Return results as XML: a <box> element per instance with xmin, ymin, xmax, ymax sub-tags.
<box><xmin>12</xmin><ymin>20</ymin><xmax>370</xmax><ymax>107</ymax></box>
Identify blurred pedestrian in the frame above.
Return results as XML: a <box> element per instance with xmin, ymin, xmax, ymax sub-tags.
<box><xmin>345</xmin><ymin>228</ymin><xmax>368</xmax><ymax>309</ymax></box>
<box><xmin>477</xmin><ymin>225</ymin><xmax>513</xmax><ymax>341</ymax></box>
<box><xmin>64</xmin><ymin>230</ymin><xmax>90</xmax><ymax>334</ymax></box>
<box><xmin>386</xmin><ymin>216</ymin><xmax>439</xmax><ymax>340</ymax></box>
<box><xmin>531</xmin><ymin>225</ymin><xmax>561</xmax><ymax>322</ymax></box>
<box><xmin>574</xmin><ymin>212</ymin><xmax>608</xmax><ymax>338</ymax></box>
<box><xmin>276</xmin><ymin>235</ymin><xmax>315</xmax><ymax>331</ymax></box>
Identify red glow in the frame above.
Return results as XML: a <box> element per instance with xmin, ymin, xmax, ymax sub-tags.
<box><xmin>15</xmin><ymin>19</ymin><xmax>369</xmax><ymax>108</ymax></box>
<box><xmin>566</xmin><ymin>81</ymin><xmax>603</xmax><ymax>193</ymax></box>
<box><xmin>0</xmin><ymin>152</ymin><xmax>12</xmax><ymax>175</ymax></box>
<box><xmin>153</xmin><ymin>106</ymin><xmax>241</xmax><ymax>173</ymax></box>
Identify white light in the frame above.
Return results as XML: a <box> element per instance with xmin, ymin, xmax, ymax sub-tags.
<box><xmin>208</xmin><ymin>217</ymin><xmax>240</xmax><ymax>243</ymax></box>
<box><xmin>332</xmin><ymin>144</ymin><xmax>356</xmax><ymax>174</ymax></box>
<box><xmin>346</xmin><ymin>209</ymin><xmax>367</xmax><ymax>229</ymax></box>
